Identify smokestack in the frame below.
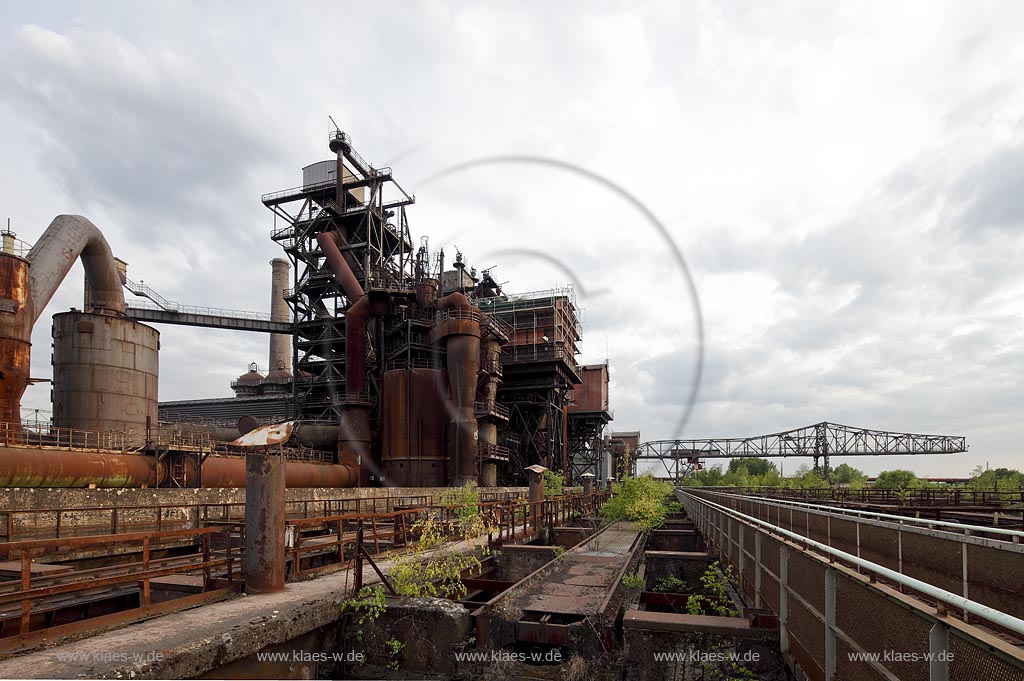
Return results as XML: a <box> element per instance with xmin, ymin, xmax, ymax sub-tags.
<box><xmin>269</xmin><ymin>258</ymin><xmax>291</xmax><ymax>372</ymax></box>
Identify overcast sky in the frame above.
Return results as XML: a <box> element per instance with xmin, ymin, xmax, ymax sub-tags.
<box><xmin>1</xmin><ymin>1</ymin><xmax>1021</xmax><ymax>477</ymax></box>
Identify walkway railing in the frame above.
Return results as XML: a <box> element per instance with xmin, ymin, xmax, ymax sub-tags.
<box><xmin>0</xmin><ymin>526</ymin><xmax>234</xmax><ymax>642</ymax></box>
<box><xmin>688</xmin><ymin>489</ymin><xmax>1024</xmax><ymax>625</ymax></box>
<box><xmin>679</xmin><ymin>489</ymin><xmax>1024</xmax><ymax>680</ymax></box>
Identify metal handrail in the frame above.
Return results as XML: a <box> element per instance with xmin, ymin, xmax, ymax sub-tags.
<box><xmin>680</xmin><ymin>490</ymin><xmax>1024</xmax><ymax>636</ymax></box>
<box><xmin>706</xmin><ymin>490</ymin><xmax>1024</xmax><ymax>541</ymax></box>
<box><xmin>0</xmin><ymin>233</ymin><xmax>34</xmax><ymax>258</ymax></box>
<box><xmin>0</xmin><ymin>422</ymin><xmax>130</xmax><ymax>453</ymax></box>
<box><xmin>126</xmin><ymin>298</ymin><xmax>274</xmax><ymax>322</ymax></box>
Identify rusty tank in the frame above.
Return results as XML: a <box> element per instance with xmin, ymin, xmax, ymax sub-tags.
<box><xmin>381</xmin><ymin>368</ymin><xmax>448</xmax><ymax>486</ymax></box>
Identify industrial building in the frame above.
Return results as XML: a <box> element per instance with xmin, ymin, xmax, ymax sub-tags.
<box><xmin>0</xmin><ymin>131</ymin><xmax>618</xmax><ymax>490</ymax></box>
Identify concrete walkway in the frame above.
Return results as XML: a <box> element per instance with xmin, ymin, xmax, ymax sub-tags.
<box><xmin>0</xmin><ymin>532</ymin><xmax>494</xmax><ymax>679</ymax></box>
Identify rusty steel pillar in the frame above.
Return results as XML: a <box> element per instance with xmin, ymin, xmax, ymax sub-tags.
<box><xmin>582</xmin><ymin>472</ymin><xmax>595</xmax><ymax>498</ymax></box>
<box><xmin>243</xmin><ymin>451</ymin><xmax>286</xmax><ymax>593</ymax></box>
<box><xmin>525</xmin><ymin>464</ymin><xmax>547</xmax><ymax>535</ymax></box>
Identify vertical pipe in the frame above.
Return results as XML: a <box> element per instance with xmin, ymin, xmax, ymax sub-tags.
<box><xmin>243</xmin><ymin>451</ymin><xmax>286</xmax><ymax>593</ymax></box>
<box><xmin>527</xmin><ymin>465</ymin><xmax>546</xmax><ymax>536</ymax></box>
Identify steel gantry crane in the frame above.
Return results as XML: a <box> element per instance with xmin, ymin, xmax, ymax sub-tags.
<box><xmin>631</xmin><ymin>421</ymin><xmax>967</xmax><ymax>483</ymax></box>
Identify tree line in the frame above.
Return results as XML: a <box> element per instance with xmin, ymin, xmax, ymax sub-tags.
<box><xmin>681</xmin><ymin>458</ymin><xmax>1024</xmax><ymax>492</ymax></box>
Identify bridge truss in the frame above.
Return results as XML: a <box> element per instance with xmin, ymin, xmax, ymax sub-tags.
<box><xmin>632</xmin><ymin>421</ymin><xmax>967</xmax><ymax>483</ymax></box>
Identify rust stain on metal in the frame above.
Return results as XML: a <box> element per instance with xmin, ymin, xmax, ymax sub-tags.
<box><xmin>229</xmin><ymin>421</ymin><xmax>295</xmax><ymax>448</ymax></box>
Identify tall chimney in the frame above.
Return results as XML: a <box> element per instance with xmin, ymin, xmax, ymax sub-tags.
<box><xmin>269</xmin><ymin>258</ymin><xmax>291</xmax><ymax>372</ymax></box>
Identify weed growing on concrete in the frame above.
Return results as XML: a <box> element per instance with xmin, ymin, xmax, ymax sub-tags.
<box><xmin>384</xmin><ymin>637</ymin><xmax>405</xmax><ymax>671</ymax></box>
<box><xmin>621</xmin><ymin>572</ymin><xmax>644</xmax><ymax>590</ymax></box>
<box><xmin>685</xmin><ymin>561</ymin><xmax>739</xmax><ymax>617</ymax></box>
<box><xmin>341</xmin><ymin>585</ymin><xmax>386</xmax><ymax>643</ymax></box>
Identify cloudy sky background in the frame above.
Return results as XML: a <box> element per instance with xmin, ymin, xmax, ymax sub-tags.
<box><xmin>1</xmin><ymin>1</ymin><xmax>1021</xmax><ymax>476</ymax></box>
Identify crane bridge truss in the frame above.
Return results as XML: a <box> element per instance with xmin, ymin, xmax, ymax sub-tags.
<box><xmin>632</xmin><ymin>421</ymin><xmax>966</xmax><ymax>483</ymax></box>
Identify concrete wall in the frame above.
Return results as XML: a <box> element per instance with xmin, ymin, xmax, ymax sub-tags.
<box><xmin>494</xmin><ymin>545</ymin><xmax>562</xmax><ymax>582</ymax></box>
<box><xmin>623</xmin><ymin>611</ymin><xmax>785</xmax><ymax>681</ymax></box>
<box><xmin>643</xmin><ymin>551</ymin><xmax>717</xmax><ymax>592</ymax></box>
<box><xmin>648</xmin><ymin>529</ymin><xmax>706</xmax><ymax>552</ymax></box>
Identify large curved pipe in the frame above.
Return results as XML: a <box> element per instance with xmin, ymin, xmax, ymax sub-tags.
<box><xmin>316</xmin><ymin>232</ymin><xmax>372</xmax><ymax>481</ymax></box>
<box><xmin>27</xmin><ymin>215</ymin><xmax>126</xmax><ymax>321</ymax></box>
<box><xmin>0</xmin><ymin>215</ymin><xmax>127</xmax><ymax>428</ymax></box>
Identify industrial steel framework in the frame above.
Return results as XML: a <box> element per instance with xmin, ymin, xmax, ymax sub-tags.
<box><xmin>476</xmin><ymin>289</ymin><xmax>583</xmax><ymax>483</ymax></box>
<box><xmin>565</xmin><ymin>412</ymin><xmax>611</xmax><ymax>484</ymax></box>
<box><xmin>633</xmin><ymin>421</ymin><xmax>968</xmax><ymax>483</ymax></box>
<box><xmin>263</xmin><ymin>131</ymin><xmax>416</xmax><ymax>424</ymax></box>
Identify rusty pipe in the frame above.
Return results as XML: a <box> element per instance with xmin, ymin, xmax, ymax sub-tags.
<box><xmin>1</xmin><ymin>216</ymin><xmax>128</xmax><ymax>430</ymax></box>
<box><xmin>0</xmin><ymin>447</ymin><xmax>161</xmax><ymax>487</ymax></box>
<box><xmin>200</xmin><ymin>456</ymin><xmax>357</xmax><ymax>488</ymax></box>
<box><xmin>317</xmin><ymin>232</ymin><xmax>363</xmax><ymax>302</ymax></box>
<box><xmin>431</xmin><ymin>291</ymin><xmax>481</xmax><ymax>486</ymax></box>
<box><xmin>316</xmin><ymin>230</ymin><xmax>375</xmax><ymax>483</ymax></box>
<box><xmin>292</xmin><ymin>423</ymin><xmax>341</xmax><ymax>451</ymax></box>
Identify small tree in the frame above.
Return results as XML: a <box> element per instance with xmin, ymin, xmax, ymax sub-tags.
<box><xmin>601</xmin><ymin>475</ymin><xmax>675</xmax><ymax>529</ymax></box>
<box><xmin>728</xmin><ymin>458</ymin><xmax>777</xmax><ymax>477</ymax></box>
<box><xmin>831</xmin><ymin>463</ymin><xmax>868</xmax><ymax>487</ymax></box>
<box><xmin>873</xmin><ymin>469</ymin><xmax>923</xmax><ymax>491</ymax></box>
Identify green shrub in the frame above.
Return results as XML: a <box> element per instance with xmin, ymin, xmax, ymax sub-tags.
<box><xmin>601</xmin><ymin>475</ymin><xmax>675</xmax><ymax>529</ymax></box>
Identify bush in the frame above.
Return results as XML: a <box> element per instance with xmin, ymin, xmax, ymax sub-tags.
<box><xmin>600</xmin><ymin>475</ymin><xmax>675</xmax><ymax>529</ymax></box>
<box><xmin>543</xmin><ymin>470</ymin><xmax>565</xmax><ymax>496</ymax></box>
<box><xmin>873</xmin><ymin>469</ymin><xmax>923</xmax><ymax>491</ymax></box>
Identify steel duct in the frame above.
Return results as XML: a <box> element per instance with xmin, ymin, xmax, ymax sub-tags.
<box><xmin>0</xmin><ymin>215</ymin><xmax>128</xmax><ymax>429</ymax></box>
<box><xmin>433</xmin><ymin>292</ymin><xmax>482</xmax><ymax>486</ymax></box>
<box><xmin>316</xmin><ymin>231</ymin><xmax>371</xmax><ymax>481</ymax></box>
<box><xmin>200</xmin><ymin>456</ymin><xmax>357</xmax><ymax>488</ymax></box>
<box><xmin>0</xmin><ymin>447</ymin><xmax>160</xmax><ymax>488</ymax></box>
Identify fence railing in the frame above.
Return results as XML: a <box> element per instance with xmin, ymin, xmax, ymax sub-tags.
<box><xmin>0</xmin><ymin>526</ymin><xmax>234</xmax><ymax>639</ymax></box>
<box><xmin>688</xmin><ymin>489</ymin><xmax>1024</xmax><ymax>625</ymax></box>
<box><xmin>703</xmin><ymin>485</ymin><xmax>1024</xmax><ymax>507</ymax></box>
<box><xmin>0</xmin><ymin>422</ymin><xmax>130</xmax><ymax>453</ymax></box>
<box><xmin>680</xmin><ymin>489</ymin><xmax>1024</xmax><ymax>680</ymax></box>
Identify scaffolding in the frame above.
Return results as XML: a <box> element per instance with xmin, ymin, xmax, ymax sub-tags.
<box><xmin>263</xmin><ymin>131</ymin><xmax>416</xmax><ymax>424</ymax></box>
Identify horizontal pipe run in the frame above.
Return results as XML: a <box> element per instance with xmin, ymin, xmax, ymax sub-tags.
<box><xmin>0</xmin><ymin>447</ymin><xmax>158</xmax><ymax>488</ymax></box>
<box><xmin>201</xmin><ymin>456</ymin><xmax>357</xmax><ymax>488</ymax></box>
<box><xmin>678</xmin><ymin>490</ymin><xmax>1024</xmax><ymax>637</ymax></box>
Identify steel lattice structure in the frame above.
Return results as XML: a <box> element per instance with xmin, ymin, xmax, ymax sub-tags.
<box><xmin>632</xmin><ymin>421</ymin><xmax>967</xmax><ymax>483</ymax></box>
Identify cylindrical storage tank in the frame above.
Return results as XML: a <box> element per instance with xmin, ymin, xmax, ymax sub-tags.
<box><xmin>381</xmin><ymin>368</ymin><xmax>448</xmax><ymax>487</ymax></box>
<box><xmin>52</xmin><ymin>311</ymin><xmax>159</xmax><ymax>447</ymax></box>
<box><xmin>0</xmin><ymin>252</ymin><xmax>31</xmax><ymax>428</ymax></box>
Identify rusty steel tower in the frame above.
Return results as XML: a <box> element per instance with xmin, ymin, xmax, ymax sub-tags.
<box><xmin>262</xmin><ymin>131</ymin><xmax>416</xmax><ymax>425</ymax></box>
